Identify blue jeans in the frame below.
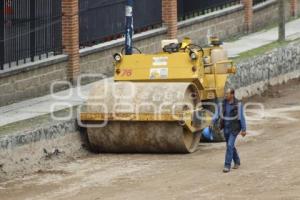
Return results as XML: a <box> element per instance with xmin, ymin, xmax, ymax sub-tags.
<box><xmin>224</xmin><ymin>131</ymin><xmax>240</xmax><ymax>168</ymax></box>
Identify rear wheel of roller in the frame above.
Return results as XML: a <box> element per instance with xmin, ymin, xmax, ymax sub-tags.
<box><xmin>87</xmin><ymin>122</ymin><xmax>201</xmax><ymax>153</ymax></box>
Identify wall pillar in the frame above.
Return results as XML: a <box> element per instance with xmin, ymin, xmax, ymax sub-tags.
<box><xmin>290</xmin><ymin>0</ymin><xmax>298</xmax><ymax>17</ymax></box>
<box><xmin>243</xmin><ymin>0</ymin><xmax>253</xmax><ymax>33</ymax></box>
<box><xmin>62</xmin><ymin>0</ymin><xmax>79</xmax><ymax>85</ymax></box>
<box><xmin>162</xmin><ymin>0</ymin><xmax>178</xmax><ymax>39</ymax></box>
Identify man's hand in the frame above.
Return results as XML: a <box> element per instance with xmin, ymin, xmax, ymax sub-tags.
<box><xmin>209</xmin><ymin>121</ymin><xmax>216</xmax><ymax>129</ymax></box>
<box><xmin>240</xmin><ymin>131</ymin><xmax>247</xmax><ymax>137</ymax></box>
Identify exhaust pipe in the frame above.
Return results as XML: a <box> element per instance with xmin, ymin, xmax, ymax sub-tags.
<box><xmin>125</xmin><ymin>0</ymin><xmax>133</xmax><ymax>55</ymax></box>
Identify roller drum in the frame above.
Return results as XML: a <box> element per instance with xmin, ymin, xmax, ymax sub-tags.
<box><xmin>85</xmin><ymin>81</ymin><xmax>202</xmax><ymax>153</ymax></box>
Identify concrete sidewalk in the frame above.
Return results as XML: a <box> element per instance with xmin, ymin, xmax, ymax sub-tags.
<box><xmin>0</xmin><ymin>78</ymin><xmax>112</xmax><ymax>127</ymax></box>
<box><xmin>1</xmin><ymin>18</ymin><xmax>300</xmax><ymax>127</ymax></box>
<box><xmin>224</xmin><ymin>18</ymin><xmax>300</xmax><ymax>57</ymax></box>
<box><xmin>0</xmin><ymin>82</ymin><xmax>91</xmax><ymax>127</ymax></box>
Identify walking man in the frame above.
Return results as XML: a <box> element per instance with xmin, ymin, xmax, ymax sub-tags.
<box><xmin>213</xmin><ymin>88</ymin><xmax>247</xmax><ymax>173</ymax></box>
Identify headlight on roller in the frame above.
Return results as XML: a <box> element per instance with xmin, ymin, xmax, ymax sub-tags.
<box><xmin>113</xmin><ymin>53</ymin><xmax>123</xmax><ymax>62</ymax></box>
<box><xmin>189</xmin><ymin>51</ymin><xmax>198</xmax><ymax>60</ymax></box>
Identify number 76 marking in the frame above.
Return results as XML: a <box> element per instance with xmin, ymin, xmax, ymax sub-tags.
<box><xmin>121</xmin><ymin>69</ymin><xmax>132</xmax><ymax>77</ymax></box>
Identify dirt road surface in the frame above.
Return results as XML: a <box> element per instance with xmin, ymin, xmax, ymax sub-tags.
<box><xmin>1</xmin><ymin>81</ymin><xmax>300</xmax><ymax>200</ymax></box>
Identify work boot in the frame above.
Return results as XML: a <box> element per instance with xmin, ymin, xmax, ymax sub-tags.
<box><xmin>223</xmin><ymin>167</ymin><xmax>230</xmax><ymax>173</ymax></box>
<box><xmin>232</xmin><ymin>164</ymin><xmax>240</xmax><ymax>169</ymax></box>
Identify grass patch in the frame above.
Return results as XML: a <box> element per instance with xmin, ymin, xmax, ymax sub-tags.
<box><xmin>232</xmin><ymin>39</ymin><xmax>296</xmax><ymax>63</ymax></box>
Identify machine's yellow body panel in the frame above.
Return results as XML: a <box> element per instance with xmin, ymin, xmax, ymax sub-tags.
<box><xmin>114</xmin><ymin>53</ymin><xmax>202</xmax><ymax>81</ymax></box>
<box><xmin>113</xmin><ymin>47</ymin><xmax>235</xmax><ymax>100</ymax></box>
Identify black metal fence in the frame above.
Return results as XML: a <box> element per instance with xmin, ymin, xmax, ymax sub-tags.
<box><xmin>178</xmin><ymin>0</ymin><xmax>241</xmax><ymax>21</ymax></box>
<box><xmin>0</xmin><ymin>0</ymin><xmax>272</xmax><ymax>70</ymax></box>
<box><xmin>0</xmin><ymin>0</ymin><xmax>62</xmax><ymax>70</ymax></box>
<box><xmin>253</xmin><ymin>0</ymin><xmax>268</xmax><ymax>5</ymax></box>
<box><xmin>79</xmin><ymin>0</ymin><xmax>162</xmax><ymax>47</ymax></box>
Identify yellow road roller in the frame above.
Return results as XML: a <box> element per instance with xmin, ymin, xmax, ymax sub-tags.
<box><xmin>80</xmin><ymin>37</ymin><xmax>236</xmax><ymax>153</ymax></box>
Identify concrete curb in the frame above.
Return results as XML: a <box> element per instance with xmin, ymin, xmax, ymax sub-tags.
<box><xmin>0</xmin><ymin>119</ymin><xmax>78</xmax><ymax>150</ymax></box>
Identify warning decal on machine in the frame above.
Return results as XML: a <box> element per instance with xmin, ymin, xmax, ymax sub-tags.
<box><xmin>152</xmin><ymin>57</ymin><xmax>168</xmax><ymax>66</ymax></box>
<box><xmin>150</xmin><ymin>68</ymin><xmax>168</xmax><ymax>79</ymax></box>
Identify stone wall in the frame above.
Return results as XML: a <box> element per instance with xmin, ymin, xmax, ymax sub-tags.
<box><xmin>252</xmin><ymin>0</ymin><xmax>294</xmax><ymax>31</ymax></box>
<box><xmin>230</xmin><ymin>40</ymin><xmax>300</xmax><ymax>98</ymax></box>
<box><xmin>177</xmin><ymin>6</ymin><xmax>244</xmax><ymax>45</ymax></box>
<box><xmin>0</xmin><ymin>56</ymin><xmax>68</xmax><ymax>106</ymax></box>
<box><xmin>253</xmin><ymin>0</ymin><xmax>279</xmax><ymax>31</ymax></box>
